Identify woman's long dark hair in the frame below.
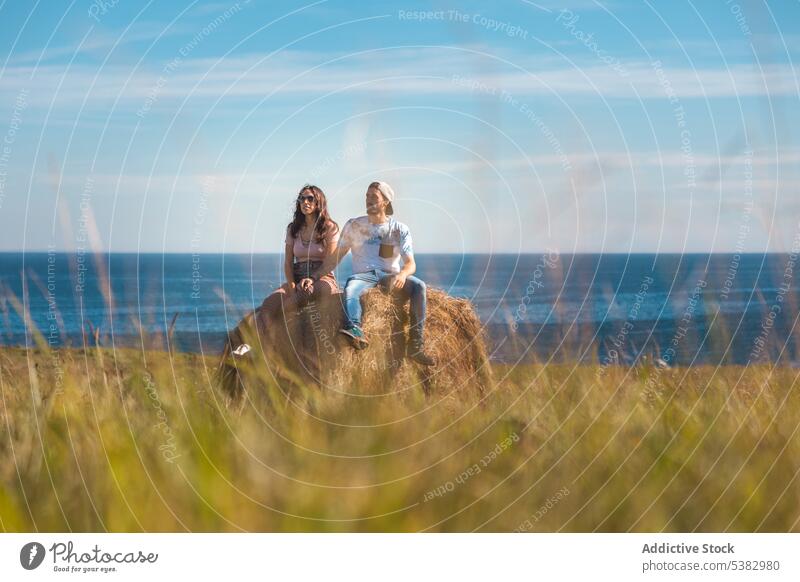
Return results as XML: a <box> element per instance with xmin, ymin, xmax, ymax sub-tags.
<box><xmin>288</xmin><ymin>184</ymin><xmax>338</xmax><ymax>244</ymax></box>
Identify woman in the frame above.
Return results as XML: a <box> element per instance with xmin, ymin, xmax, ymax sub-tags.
<box><xmin>220</xmin><ymin>185</ymin><xmax>339</xmax><ymax>394</ymax></box>
<box><xmin>258</xmin><ymin>185</ymin><xmax>339</xmax><ymax>333</ymax></box>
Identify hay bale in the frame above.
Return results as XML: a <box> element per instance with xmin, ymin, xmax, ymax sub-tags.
<box><xmin>217</xmin><ymin>287</ymin><xmax>492</xmax><ymax>404</ymax></box>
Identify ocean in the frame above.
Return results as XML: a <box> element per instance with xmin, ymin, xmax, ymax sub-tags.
<box><xmin>1</xmin><ymin>252</ymin><xmax>798</xmax><ymax>366</ymax></box>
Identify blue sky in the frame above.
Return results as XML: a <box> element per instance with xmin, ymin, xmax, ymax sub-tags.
<box><xmin>0</xmin><ymin>0</ymin><xmax>798</xmax><ymax>253</ymax></box>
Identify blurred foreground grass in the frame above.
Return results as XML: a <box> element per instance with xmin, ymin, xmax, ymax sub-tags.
<box><xmin>1</xmin><ymin>345</ymin><xmax>798</xmax><ymax>532</ymax></box>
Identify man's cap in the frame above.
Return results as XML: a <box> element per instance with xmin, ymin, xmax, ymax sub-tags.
<box><xmin>371</xmin><ymin>181</ymin><xmax>395</xmax><ymax>215</ymax></box>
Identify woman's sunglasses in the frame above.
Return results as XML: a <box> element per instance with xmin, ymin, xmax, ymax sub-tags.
<box><xmin>298</xmin><ymin>195</ymin><xmax>315</xmax><ymax>203</ymax></box>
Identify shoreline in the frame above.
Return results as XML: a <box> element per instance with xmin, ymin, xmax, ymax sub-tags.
<box><xmin>2</xmin><ymin>344</ymin><xmax>792</xmax><ymax>370</ymax></box>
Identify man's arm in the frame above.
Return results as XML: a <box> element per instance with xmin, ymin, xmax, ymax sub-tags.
<box><xmin>390</xmin><ymin>253</ymin><xmax>416</xmax><ymax>289</ymax></box>
<box><xmin>310</xmin><ymin>243</ymin><xmax>349</xmax><ymax>280</ymax></box>
<box><xmin>390</xmin><ymin>223</ymin><xmax>415</xmax><ymax>289</ymax></box>
<box><xmin>308</xmin><ymin>221</ymin><xmax>350</xmax><ymax>281</ymax></box>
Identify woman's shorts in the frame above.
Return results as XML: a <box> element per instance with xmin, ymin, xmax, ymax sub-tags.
<box><xmin>293</xmin><ymin>260</ymin><xmax>338</xmax><ymax>291</ymax></box>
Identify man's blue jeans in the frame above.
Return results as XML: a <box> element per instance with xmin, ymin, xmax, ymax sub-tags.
<box><xmin>343</xmin><ymin>269</ymin><xmax>427</xmax><ymax>341</ymax></box>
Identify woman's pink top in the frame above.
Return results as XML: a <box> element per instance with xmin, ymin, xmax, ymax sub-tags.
<box><xmin>286</xmin><ymin>225</ymin><xmax>339</xmax><ymax>262</ymax></box>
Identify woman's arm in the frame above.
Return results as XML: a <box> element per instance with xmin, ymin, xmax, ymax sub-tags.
<box><xmin>283</xmin><ymin>237</ymin><xmax>295</xmax><ymax>290</ymax></box>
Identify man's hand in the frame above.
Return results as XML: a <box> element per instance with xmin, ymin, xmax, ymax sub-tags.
<box><xmin>298</xmin><ymin>278</ymin><xmax>314</xmax><ymax>295</ymax></box>
<box><xmin>390</xmin><ymin>273</ymin><xmax>407</xmax><ymax>290</ymax></box>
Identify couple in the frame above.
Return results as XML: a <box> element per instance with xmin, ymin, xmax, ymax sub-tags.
<box><xmin>259</xmin><ymin>181</ymin><xmax>435</xmax><ymax>366</ymax></box>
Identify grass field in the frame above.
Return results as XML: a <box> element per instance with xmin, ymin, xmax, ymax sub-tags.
<box><xmin>1</xmin><ymin>345</ymin><xmax>799</xmax><ymax>532</ymax></box>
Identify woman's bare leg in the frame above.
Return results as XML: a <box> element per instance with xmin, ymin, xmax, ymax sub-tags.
<box><xmin>256</xmin><ymin>284</ymin><xmax>299</xmax><ymax>338</ymax></box>
<box><xmin>293</xmin><ymin>279</ymin><xmax>336</xmax><ymax>383</ymax></box>
<box><xmin>310</xmin><ymin>278</ymin><xmax>337</xmax><ymax>299</ymax></box>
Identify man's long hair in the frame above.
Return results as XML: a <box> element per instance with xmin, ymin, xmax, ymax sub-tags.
<box><xmin>288</xmin><ymin>184</ymin><xmax>339</xmax><ymax>244</ymax></box>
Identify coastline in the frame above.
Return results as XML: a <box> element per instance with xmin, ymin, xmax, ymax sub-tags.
<box><xmin>3</xmin><ymin>252</ymin><xmax>799</xmax><ymax>366</ymax></box>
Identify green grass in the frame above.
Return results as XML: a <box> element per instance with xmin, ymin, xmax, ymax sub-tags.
<box><xmin>1</xmin><ymin>345</ymin><xmax>798</xmax><ymax>532</ymax></box>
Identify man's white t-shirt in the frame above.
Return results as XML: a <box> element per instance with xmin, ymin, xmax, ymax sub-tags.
<box><xmin>339</xmin><ymin>216</ymin><xmax>413</xmax><ymax>274</ymax></box>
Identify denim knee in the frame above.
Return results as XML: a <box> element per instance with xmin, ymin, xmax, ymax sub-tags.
<box><xmin>407</xmin><ymin>277</ymin><xmax>426</xmax><ymax>294</ymax></box>
<box><xmin>345</xmin><ymin>279</ymin><xmax>364</xmax><ymax>296</ymax></box>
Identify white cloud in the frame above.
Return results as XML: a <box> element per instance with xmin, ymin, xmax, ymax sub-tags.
<box><xmin>1</xmin><ymin>48</ymin><xmax>798</xmax><ymax>113</ymax></box>
<box><xmin>6</xmin><ymin>21</ymin><xmax>191</xmax><ymax>65</ymax></box>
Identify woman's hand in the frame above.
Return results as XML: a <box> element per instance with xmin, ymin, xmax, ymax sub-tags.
<box><xmin>298</xmin><ymin>278</ymin><xmax>314</xmax><ymax>295</ymax></box>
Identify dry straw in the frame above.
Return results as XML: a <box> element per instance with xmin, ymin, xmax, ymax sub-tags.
<box><xmin>217</xmin><ymin>288</ymin><xmax>493</xmax><ymax>404</ymax></box>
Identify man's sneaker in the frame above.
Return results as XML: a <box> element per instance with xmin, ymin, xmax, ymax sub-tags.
<box><xmin>407</xmin><ymin>342</ymin><xmax>436</xmax><ymax>366</ymax></box>
<box><xmin>339</xmin><ymin>325</ymin><xmax>369</xmax><ymax>349</ymax></box>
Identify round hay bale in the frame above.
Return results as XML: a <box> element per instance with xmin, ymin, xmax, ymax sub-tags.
<box><xmin>217</xmin><ymin>287</ymin><xmax>492</xmax><ymax>404</ymax></box>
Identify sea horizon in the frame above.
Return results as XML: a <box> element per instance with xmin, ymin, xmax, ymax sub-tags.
<box><xmin>1</xmin><ymin>251</ymin><xmax>798</xmax><ymax>366</ymax></box>
<box><xmin>1</xmin><ymin>251</ymin><xmax>796</xmax><ymax>256</ymax></box>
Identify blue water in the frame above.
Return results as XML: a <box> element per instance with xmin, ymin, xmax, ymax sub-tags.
<box><xmin>1</xmin><ymin>252</ymin><xmax>798</xmax><ymax>365</ymax></box>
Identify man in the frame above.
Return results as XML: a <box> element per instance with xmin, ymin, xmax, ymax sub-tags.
<box><xmin>306</xmin><ymin>181</ymin><xmax>436</xmax><ymax>366</ymax></box>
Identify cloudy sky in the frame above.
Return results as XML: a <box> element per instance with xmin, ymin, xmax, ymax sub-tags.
<box><xmin>0</xmin><ymin>0</ymin><xmax>798</xmax><ymax>253</ymax></box>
